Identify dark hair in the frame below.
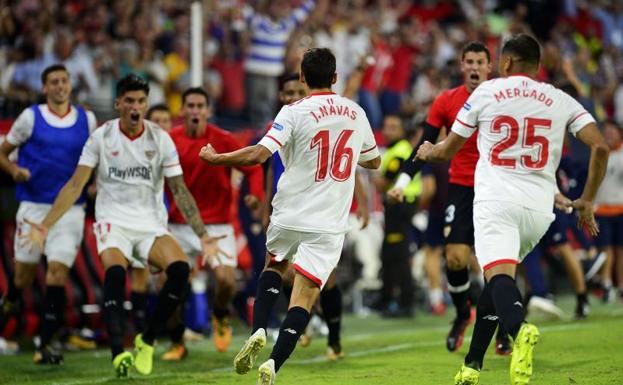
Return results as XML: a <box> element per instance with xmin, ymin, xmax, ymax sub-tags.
<box><xmin>279</xmin><ymin>73</ymin><xmax>300</xmax><ymax>91</ymax></box>
<box><xmin>501</xmin><ymin>34</ymin><xmax>541</xmax><ymax>67</ymax></box>
<box><xmin>181</xmin><ymin>87</ymin><xmax>210</xmax><ymax>105</ymax></box>
<box><xmin>41</xmin><ymin>64</ymin><xmax>68</xmax><ymax>85</ymax></box>
<box><xmin>301</xmin><ymin>48</ymin><xmax>336</xmax><ymax>89</ymax></box>
<box><xmin>461</xmin><ymin>41</ymin><xmax>490</xmax><ymax>62</ymax></box>
<box><xmin>146</xmin><ymin>104</ymin><xmax>170</xmax><ymax>120</ymax></box>
<box><xmin>116</xmin><ymin>74</ymin><xmax>149</xmax><ymax>98</ymax></box>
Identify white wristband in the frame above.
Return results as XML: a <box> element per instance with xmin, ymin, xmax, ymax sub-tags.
<box><xmin>394</xmin><ymin>173</ymin><xmax>411</xmax><ymax>190</ymax></box>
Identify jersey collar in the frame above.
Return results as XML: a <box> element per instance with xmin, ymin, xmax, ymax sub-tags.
<box><xmin>508</xmin><ymin>73</ymin><xmax>535</xmax><ymax>80</ymax></box>
<box><xmin>309</xmin><ymin>91</ymin><xmax>336</xmax><ymax>96</ymax></box>
<box><xmin>119</xmin><ymin>120</ymin><xmax>145</xmax><ymax>141</ymax></box>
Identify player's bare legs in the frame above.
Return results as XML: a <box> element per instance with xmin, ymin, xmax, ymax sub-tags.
<box><xmin>424</xmin><ymin>245</ymin><xmax>445</xmax><ymax>315</ymax></box>
<box><xmin>133</xmin><ymin>235</ymin><xmax>190</xmax><ymax>375</ymax></box>
<box><xmin>600</xmin><ymin>246</ymin><xmax>615</xmax><ymax>301</ymax></box>
<box><xmin>445</xmin><ymin>243</ymin><xmax>473</xmax><ymax>351</ymax></box>
<box><xmin>1</xmin><ymin>261</ymin><xmax>37</xmax><ymax>328</ymax></box>
<box><xmin>212</xmin><ymin>265</ymin><xmax>236</xmax><ymax>352</ymax></box>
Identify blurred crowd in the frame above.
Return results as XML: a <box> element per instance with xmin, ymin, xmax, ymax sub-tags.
<box><xmin>1</xmin><ymin>0</ymin><xmax>623</xmax><ymax>130</ymax></box>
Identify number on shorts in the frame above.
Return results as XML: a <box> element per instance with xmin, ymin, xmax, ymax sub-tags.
<box><xmin>310</xmin><ymin>129</ymin><xmax>354</xmax><ymax>182</ymax></box>
<box><xmin>445</xmin><ymin>204</ymin><xmax>456</xmax><ymax>223</ymax></box>
<box><xmin>489</xmin><ymin>116</ymin><xmax>551</xmax><ymax>170</ymax></box>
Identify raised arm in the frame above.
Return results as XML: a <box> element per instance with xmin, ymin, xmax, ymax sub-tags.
<box><xmin>200</xmin><ymin>143</ymin><xmax>272</xmax><ymax>167</ymax></box>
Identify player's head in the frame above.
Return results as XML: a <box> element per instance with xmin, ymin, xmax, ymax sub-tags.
<box><xmin>181</xmin><ymin>87</ymin><xmax>211</xmax><ymax>136</ymax></box>
<box><xmin>300</xmin><ymin>48</ymin><xmax>337</xmax><ymax>90</ymax></box>
<box><xmin>41</xmin><ymin>64</ymin><xmax>71</xmax><ymax>105</ymax></box>
<box><xmin>460</xmin><ymin>42</ymin><xmax>491</xmax><ymax>92</ymax></box>
<box><xmin>603</xmin><ymin>119</ymin><xmax>622</xmax><ymax>149</ymax></box>
<box><xmin>279</xmin><ymin>73</ymin><xmax>308</xmax><ymax>105</ymax></box>
<box><xmin>146</xmin><ymin>104</ymin><xmax>172</xmax><ymax>132</ymax></box>
<box><xmin>114</xmin><ymin>74</ymin><xmax>150</xmax><ymax>130</ymax></box>
<box><xmin>499</xmin><ymin>34</ymin><xmax>541</xmax><ymax>77</ymax></box>
<box><xmin>382</xmin><ymin>114</ymin><xmax>405</xmax><ymax>143</ymax></box>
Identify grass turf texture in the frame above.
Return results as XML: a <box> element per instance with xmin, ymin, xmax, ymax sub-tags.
<box><xmin>1</xmin><ymin>296</ymin><xmax>621</xmax><ymax>385</ymax></box>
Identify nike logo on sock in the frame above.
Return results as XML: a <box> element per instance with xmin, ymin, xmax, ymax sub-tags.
<box><xmin>283</xmin><ymin>328</ymin><xmax>297</xmax><ymax>335</ymax></box>
<box><xmin>267</xmin><ymin>288</ymin><xmax>280</xmax><ymax>294</ymax></box>
<box><xmin>514</xmin><ymin>301</ymin><xmax>523</xmax><ymax>308</ymax></box>
<box><xmin>482</xmin><ymin>314</ymin><xmax>499</xmax><ymax>321</ymax></box>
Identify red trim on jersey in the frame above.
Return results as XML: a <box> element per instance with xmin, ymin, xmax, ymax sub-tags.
<box><xmin>267</xmin><ymin>251</ymin><xmax>279</xmax><ymax>266</ymax></box>
<box><xmin>309</xmin><ymin>91</ymin><xmax>336</xmax><ymax>96</ymax></box>
<box><xmin>118</xmin><ymin>120</ymin><xmax>145</xmax><ymax>141</ymax></box>
<box><xmin>46</xmin><ymin>104</ymin><xmax>72</xmax><ymax>119</ymax></box>
<box><xmin>361</xmin><ymin>145</ymin><xmax>377</xmax><ymax>154</ymax></box>
<box><xmin>508</xmin><ymin>73</ymin><xmax>535</xmax><ymax>80</ymax></box>
<box><xmin>483</xmin><ymin>259</ymin><xmax>519</xmax><ymax>271</ymax></box>
<box><xmin>568</xmin><ymin>111</ymin><xmax>589</xmax><ymax>125</ymax></box>
<box><xmin>456</xmin><ymin>118</ymin><xmax>476</xmax><ymax>129</ymax></box>
<box><xmin>293</xmin><ymin>263</ymin><xmax>322</xmax><ymax>287</ymax></box>
<box><xmin>265</xmin><ymin>135</ymin><xmax>283</xmax><ymax>147</ymax></box>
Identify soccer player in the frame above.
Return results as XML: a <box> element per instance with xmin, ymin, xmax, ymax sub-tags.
<box><xmin>0</xmin><ymin>64</ymin><xmax>97</xmax><ymax>364</ymax></box>
<box><xmin>24</xmin><ymin>74</ymin><xmax>223</xmax><ymax>377</ymax></box>
<box><xmin>166</xmin><ymin>87</ymin><xmax>265</xmax><ymax>355</ymax></box>
<box><xmin>200</xmin><ymin>48</ymin><xmax>381</xmax><ymax>385</ymax></box>
<box><xmin>415</xmin><ymin>33</ymin><xmax>608</xmax><ymax>385</ymax></box>
<box><xmin>146</xmin><ymin>104</ymin><xmax>173</xmax><ymax>132</ymax></box>
<box><xmin>388</xmin><ymin>41</ymin><xmax>495</xmax><ymax>351</ymax></box>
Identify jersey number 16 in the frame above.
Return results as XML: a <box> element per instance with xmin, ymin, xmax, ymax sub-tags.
<box><xmin>311</xmin><ymin>129</ymin><xmax>354</xmax><ymax>182</ymax></box>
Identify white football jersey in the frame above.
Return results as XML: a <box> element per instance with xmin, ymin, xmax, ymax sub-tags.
<box><xmin>259</xmin><ymin>92</ymin><xmax>380</xmax><ymax>233</ymax></box>
<box><xmin>451</xmin><ymin>75</ymin><xmax>595</xmax><ymax>213</ymax></box>
<box><xmin>595</xmin><ymin>146</ymin><xmax>623</xmax><ymax>206</ymax></box>
<box><xmin>79</xmin><ymin>119</ymin><xmax>182</xmax><ymax>230</ymax></box>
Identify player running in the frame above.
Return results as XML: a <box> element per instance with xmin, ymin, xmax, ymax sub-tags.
<box><xmin>200</xmin><ymin>48</ymin><xmax>381</xmax><ymax>385</ymax></box>
<box><xmin>416</xmin><ymin>33</ymin><xmax>608</xmax><ymax>385</ymax></box>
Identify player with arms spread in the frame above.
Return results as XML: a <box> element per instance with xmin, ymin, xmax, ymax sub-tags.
<box><xmin>388</xmin><ymin>42</ymin><xmax>499</xmax><ymax>352</ymax></box>
<box><xmin>24</xmin><ymin>74</ymin><xmax>223</xmax><ymax>378</ymax></box>
<box><xmin>416</xmin><ymin>34</ymin><xmax>608</xmax><ymax>385</ymax></box>
<box><xmin>200</xmin><ymin>48</ymin><xmax>381</xmax><ymax>385</ymax></box>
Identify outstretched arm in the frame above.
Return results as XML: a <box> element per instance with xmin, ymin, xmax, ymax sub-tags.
<box><xmin>200</xmin><ymin>143</ymin><xmax>272</xmax><ymax>167</ymax></box>
<box><xmin>166</xmin><ymin>175</ymin><xmax>207</xmax><ymax>238</ymax></box>
<box><xmin>43</xmin><ymin>166</ymin><xmax>93</xmax><ymax>228</ymax></box>
<box><xmin>416</xmin><ymin>131</ymin><xmax>468</xmax><ymax>163</ymax></box>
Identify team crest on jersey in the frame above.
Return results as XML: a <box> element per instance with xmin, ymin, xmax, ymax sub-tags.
<box><xmin>462</xmin><ymin>102</ymin><xmax>472</xmax><ymax>111</ymax></box>
<box><xmin>272</xmin><ymin>122</ymin><xmax>284</xmax><ymax>131</ymax></box>
<box><xmin>111</xmin><ymin>151</ymin><xmax>119</xmax><ymax>157</ymax></box>
<box><xmin>145</xmin><ymin>150</ymin><xmax>156</xmax><ymax>160</ymax></box>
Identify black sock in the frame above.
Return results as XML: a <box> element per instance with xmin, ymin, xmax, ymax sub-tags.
<box><xmin>282</xmin><ymin>283</ymin><xmax>293</xmax><ymax>304</ymax></box>
<box><xmin>252</xmin><ymin>271</ymin><xmax>282</xmax><ymax>333</ymax></box>
<box><xmin>320</xmin><ymin>285</ymin><xmax>342</xmax><ymax>348</ymax></box>
<box><xmin>489</xmin><ymin>275</ymin><xmax>524</xmax><ymax>339</ymax></box>
<box><xmin>270</xmin><ymin>306</ymin><xmax>310</xmax><ymax>372</ymax></box>
<box><xmin>169</xmin><ymin>282</ymin><xmax>190</xmax><ymax>344</ymax></box>
<box><xmin>130</xmin><ymin>291</ymin><xmax>148</xmax><ymax>332</ymax></box>
<box><xmin>143</xmin><ymin>261</ymin><xmax>190</xmax><ymax>345</ymax></box>
<box><xmin>447</xmin><ymin>267</ymin><xmax>471</xmax><ymax>319</ymax></box>
<box><xmin>577</xmin><ymin>291</ymin><xmax>587</xmax><ymax>304</ymax></box>
<box><xmin>169</xmin><ymin>320</ymin><xmax>186</xmax><ymax>344</ymax></box>
<box><xmin>103</xmin><ymin>266</ymin><xmax>127</xmax><ymax>360</ymax></box>
<box><xmin>213</xmin><ymin>304</ymin><xmax>230</xmax><ymax>320</ymax></box>
<box><xmin>464</xmin><ymin>284</ymin><xmax>497</xmax><ymax>369</ymax></box>
<box><xmin>496</xmin><ymin>324</ymin><xmax>508</xmax><ymax>341</ymax></box>
<box><xmin>39</xmin><ymin>285</ymin><xmax>65</xmax><ymax>348</ymax></box>
<box><xmin>6</xmin><ymin>279</ymin><xmax>20</xmax><ymax>303</ymax></box>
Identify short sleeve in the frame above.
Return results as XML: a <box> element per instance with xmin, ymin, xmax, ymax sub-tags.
<box><xmin>451</xmin><ymin>87</ymin><xmax>486</xmax><ymax>138</ymax></box>
<box><xmin>258</xmin><ymin>106</ymin><xmax>295</xmax><ymax>154</ymax></box>
<box><xmin>6</xmin><ymin>108</ymin><xmax>35</xmax><ymax>146</ymax></box>
<box><xmin>78</xmin><ymin>130</ymin><xmax>101</xmax><ymax>168</ymax></box>
<box><xmin>564</xmin><ymin>93</ymin><xmax>596</xmax><ymax>136</ymax></box>
<box><xmin>359</xmin><ymin>112</ymin><xmax>380</xmax><ymax>162</ymax></box>
<box><xmin>161</xmin><ymin>132</ymin><xmax>183</xmax><ymax>177</ymax></box>
<box><xmin>86</xmin><ymin>110</ymin><xmax>98</xmax><ymax>133</ymax></box>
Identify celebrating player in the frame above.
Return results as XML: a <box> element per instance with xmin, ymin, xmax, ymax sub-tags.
<box><xmin>200</xmin><ymin>48</ymin><xmax>381</xmax><ymax>385</ymax></box>
<box><xmin>388</xmin><ymin>42</ymin><xmax>501</xmax><ymax>352</ymax></box>
<box><xmin>24</xmin><ymin>74</ymin><xmax>223</xmax><ymax>377</ymax></box>
<box><xmin>0</xmin><ymin>64</ymin><xmax>97</xmax><ymax>364</ymax></box>
<box><xmin>415</xmin><ymin>33</ymin><xmax>608</xmax><ymax>385</ymax></box>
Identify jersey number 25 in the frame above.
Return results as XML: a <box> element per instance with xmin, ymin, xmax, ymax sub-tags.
<box><xmin>490</xmin><ymin>116</ymin><xmax>551</xmax><ymax>170</ymax></box>
<box><xmin>311</xmin><ymin>130</ymin><xmax>354</xmax><ymax>182</ymax></box>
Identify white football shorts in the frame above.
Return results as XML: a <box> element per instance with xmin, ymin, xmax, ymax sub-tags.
<box><xmin>474</xmin><ymin>200</ymin><xmax>554</xmax><ymax>271</ymax></box>
<box><xmin>15</xmin><ymin>202</ymin><xmax>85</xmax><ymax>267</ymax></box>
<box><xmin>168</xmin><ymin>223</ymin><xmax>237</xmax><ymax>269</ymax></box>
<box><xmin>266</xmin><ymin>223</ymin><xmax>345</xmax><ymax>289</ymax></box>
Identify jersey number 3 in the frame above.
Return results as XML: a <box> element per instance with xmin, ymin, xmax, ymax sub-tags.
<box><xmin>490</xmin><ymin>116</ymin><xmax>551</xmax><ymax>169</ymax></box>
<box><xmin>311</xmin><ymin>130</ymin><xmax>354</xmax><ymax>182</ymax></box>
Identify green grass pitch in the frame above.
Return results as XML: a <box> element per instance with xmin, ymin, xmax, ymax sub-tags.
<box><xmin>1</xmin><ymin>296</ymin><xmax>621</xmax><ymax>385</ymax></box>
